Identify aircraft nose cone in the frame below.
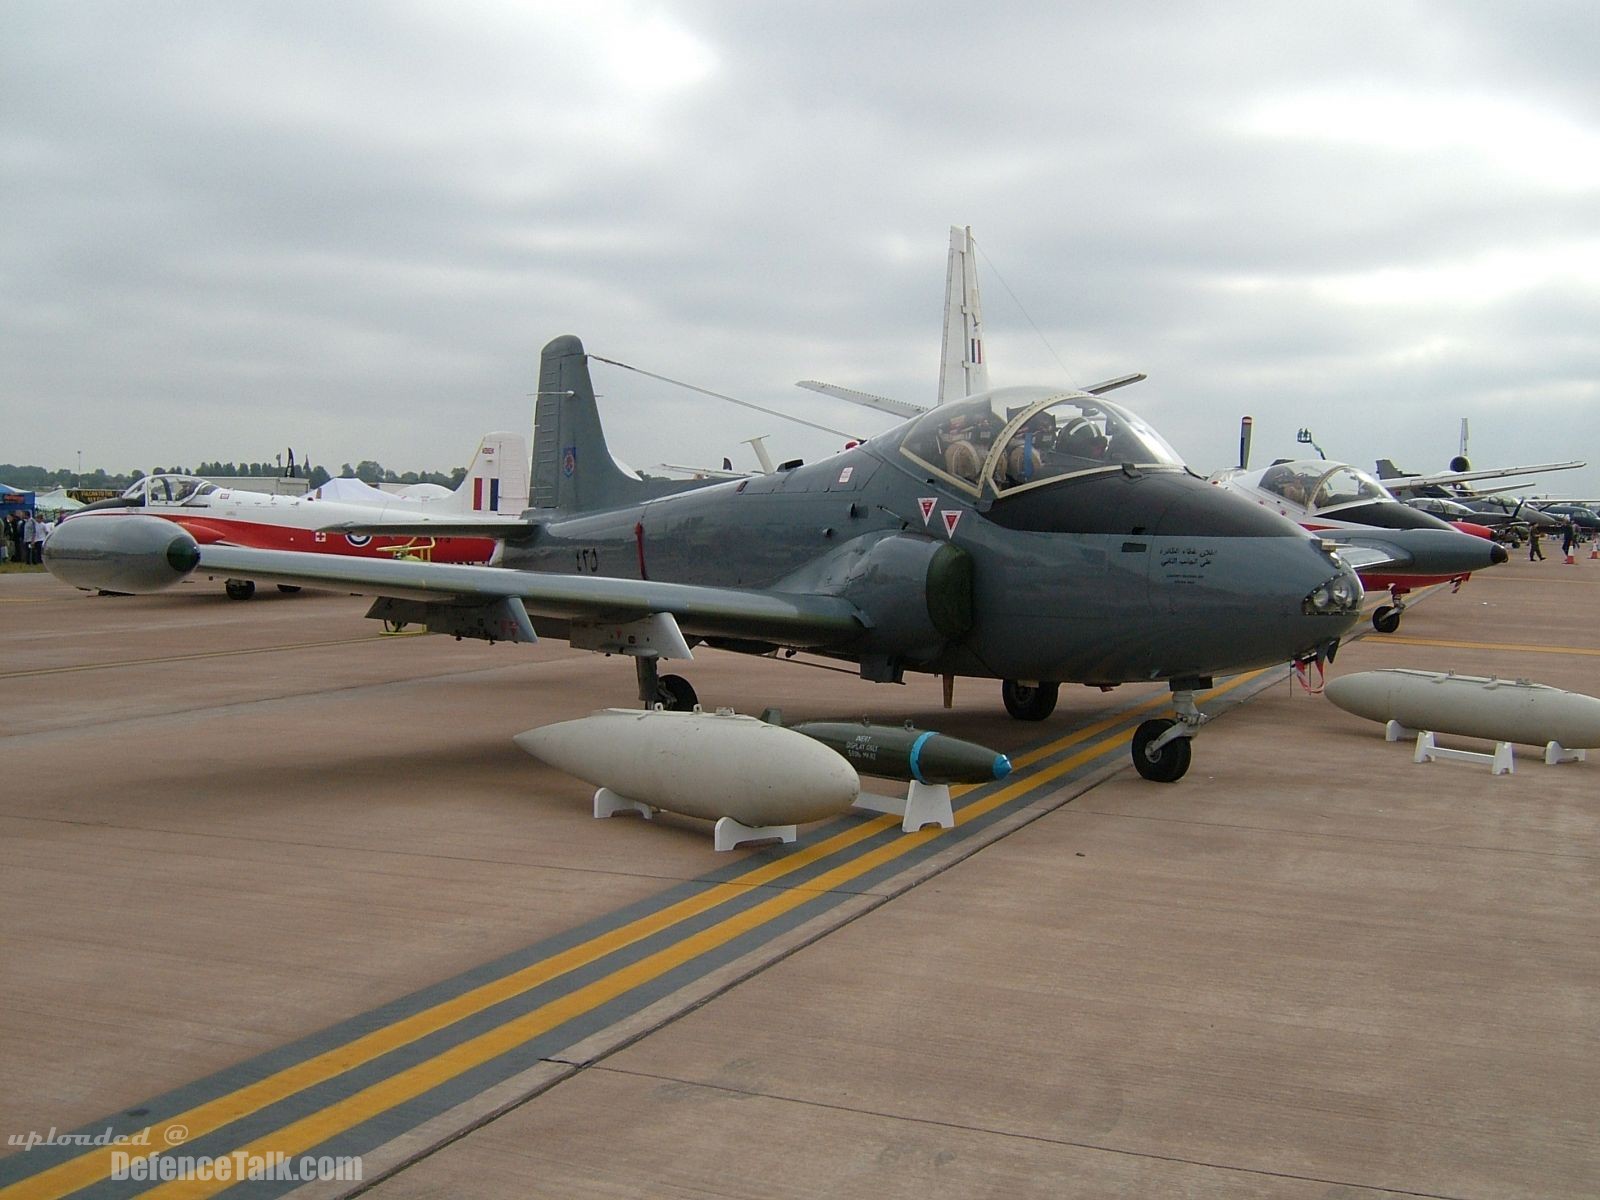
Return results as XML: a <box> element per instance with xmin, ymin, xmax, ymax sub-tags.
<box><xmin>1491</xmin><ymin>543</ymin><xmax>1508</xmax><ymax>565</ymax></box>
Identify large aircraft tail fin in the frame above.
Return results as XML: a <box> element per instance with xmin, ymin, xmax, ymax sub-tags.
<box><xmin>531</xmin><ymin>335</ymin><xmax>703</xmax><ymax>513</ymax></box>
<box><xmin>434</xmin><ymin>432</ymin><xmax>530</xmax><ymax>514</ymax></box>
<box><xmin>938</xmin><ymin>225</ymin><xmax>990</xmax><ymax>405</ymax></box>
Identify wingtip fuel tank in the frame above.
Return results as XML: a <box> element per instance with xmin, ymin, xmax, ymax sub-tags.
<box><xmin>43</xmin><ymin>514</ymin><xmax>200</xmax><ymax>592</ymax></box>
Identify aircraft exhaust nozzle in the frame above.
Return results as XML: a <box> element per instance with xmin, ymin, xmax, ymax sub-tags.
<box><xmin>44</xmin><ymin>515</ymin><xmax>201</xmax><ymax>593</ymax></box>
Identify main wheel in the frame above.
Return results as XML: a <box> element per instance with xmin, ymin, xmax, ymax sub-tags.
<box><xmin>225</xmin><ymin>579</ymin><xmax>256</xmax><ymax>601</ymax></box>
<box><xmin>1372</xmin><ymin>605</ymin><xmax>1401</xmax><ymax>634</ymax></box>
<box><xmin>1002</xmin><ymin>679</ymin><xmax>1059</xmax><ymax>721</ymax></box>
<box><xmin>657</xmin><ymin>674</ymin><xmax>699</xmax><ymax>712</ymax></box>
<box><xmin>276</xmin><ymin>584</ymin><xmax>302</xmax><ymax>594</ymax></box>
<box><xmin>1132</xmin><ymin>718</ymin><xmax>1192</xmax><ymax>782</ymax></box>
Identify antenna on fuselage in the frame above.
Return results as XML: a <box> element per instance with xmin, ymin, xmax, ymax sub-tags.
<box><xmin>1239</xmin><ymin>416</ymin><xmax>1253</xmax><ymax>470</ymax></box>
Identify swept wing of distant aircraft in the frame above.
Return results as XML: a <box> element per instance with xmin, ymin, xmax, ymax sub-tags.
<box><xmin>797</xmin><ymin>225</ymin><xmax>1145</xmax><ymax>418</ymax></box>
<box><xmin>1374</xmin><ymin>456</ymin><xmax>1585</xmax><ymax>500</ymax></box>
<box><xmin>46</xmin><ymin>335</ymin><xmax>1365</xmax><ymax>783</ymax></box>
<box><xmin>1210</xmin><ymin>456</ymin><xmax>1507</xmax><ymax>633</ymax></box>
<box><xmin>66</xmin><ymin>433</ymin><xmax>530</xmax><ymax>597</ymax></box>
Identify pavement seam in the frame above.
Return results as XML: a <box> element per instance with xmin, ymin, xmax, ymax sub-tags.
<box><xmin>584</xmin><ymin>1066</ymin><xmax>1474</xmax><ymax>1200</ymax></box>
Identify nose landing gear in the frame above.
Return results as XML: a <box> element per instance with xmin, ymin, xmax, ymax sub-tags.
<box><xmin>1372</xmin><ymin>585</ymin><xmax>1411</xmax><ymax>633</ymax></box>
<box><xmin>1132</xmin><ymin>681</ymin><xmax>1211</xmax><ymax>783</ymax></box>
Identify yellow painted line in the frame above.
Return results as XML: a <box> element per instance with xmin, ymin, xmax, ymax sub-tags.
<box><xmin>0</xmin><ymin>597</ymin><xmax>53</xmax><ymax>603</ymax></box>
<box><xmin>1376</xmin><ymin>635</ymin><xmax>1600</xmax><ymax>658</ymax></box>
<box><xmin>0</xmin><ymin>635</ymin><xmax>402</xmax><ymax>681</ymax></box>
<box><xmin>3</xmin><ymin>669</ymin><xmax>1269</xmax><ymax>1200</ymax></box>
<box><xmin>0</xmin><ymin>814</ymin><xmax>904</xmax><ymax>1200</ymax></box>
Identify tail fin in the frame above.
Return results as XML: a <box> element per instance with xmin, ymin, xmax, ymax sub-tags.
<box><xmin>531</xmin><ymin>335</ymin><xmax>699</xmax><ymax>512</ymax></box>
<box><xmin>937</xmin><ymin>225</ymin><xmax>989</xmax><ymax>405</ymax></box>
<box><xmin>435</xmin><ymin>432</ymin><xmax>530</xmax><ymax>514</ymax></box>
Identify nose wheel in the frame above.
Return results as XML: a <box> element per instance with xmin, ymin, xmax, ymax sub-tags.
<box><xmin>1133</xmin><ymin>719</ymin><xmax>1192</xmax><ymax>782</ymax></box>
<box><xmin>1372</xmin><ymin>586</ymin><xmax>1409</xmax><ymax>634</ymax></box>
<box><xmin>1131</xmin><ymin>683</ymin><xmax>1210</xmax><ymax>782</ymax></box>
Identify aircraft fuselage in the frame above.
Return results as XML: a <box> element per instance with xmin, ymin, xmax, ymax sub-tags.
<box><xmin>512</xmin><ymin>441</ymin><xmax>1359</xmax><ymax>687</ymax></box>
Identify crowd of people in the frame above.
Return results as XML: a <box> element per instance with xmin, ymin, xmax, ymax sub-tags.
<box><xmin>2</xmin><ymin>510</ymin><xmax>53</xmax><ymax>565</ymax></box>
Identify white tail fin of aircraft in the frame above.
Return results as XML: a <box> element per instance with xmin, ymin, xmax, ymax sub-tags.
<box><xmin>939</xmin><ymin>224</ymin><xmax>989</xmax><ymax>404</ymax></box>
<box><xmin>431</xmin><ymin>432</ymin><xmax>530</xmax><ymax>514</ymax></box>
<box><xmin>798</xmin><ymin>225</ymin><xmax>1143</xmax><ymax>418</ymax></box>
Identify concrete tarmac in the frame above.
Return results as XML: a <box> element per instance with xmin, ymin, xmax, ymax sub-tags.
<box><xmin>1</xmin><ymin>558</ymin><xmax>1596</xmax><ymax>1198</ymax></box>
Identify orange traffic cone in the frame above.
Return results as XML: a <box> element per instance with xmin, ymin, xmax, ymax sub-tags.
<box><xmin>1566</xmin><ymin>552</ymin><xmax>1576</xmax><ymax>564</ymax></box>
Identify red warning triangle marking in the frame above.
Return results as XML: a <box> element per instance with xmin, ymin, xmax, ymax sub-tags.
<box><xmin>941</xmin><ymin>510</ymin><xmax>962</xmax><ymax>537</ymax></box>
<box><xmin>918</xmin><ymin>497</ymin><xmax>937</xmax><ymax>525</ymax></box>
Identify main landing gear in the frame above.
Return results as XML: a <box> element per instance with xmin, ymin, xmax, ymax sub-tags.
<box><xmin>1001</xmin><ymin>679</ymin><xmax>1059</xmax><ymax>721</ymax></box>
<box><xmin>224</xmin><ymin>579</ymin><xmax>255</xmax><ymax>601</ymax></box>
<box><xmin>1132</xmin><ymin>682</ymin><xmax>1211</xmax><ymax>783</ymax></box>
<box><xmin>634</xmin><ymin>655</ymin><xmax>698</xmax><ymax>712</ymax></box>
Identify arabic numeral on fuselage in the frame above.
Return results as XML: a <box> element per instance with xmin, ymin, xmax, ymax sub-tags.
<box><xmin>576</xmin><ymin>547</ymin><xmax>600</xmax><ymax>573</ymax></box>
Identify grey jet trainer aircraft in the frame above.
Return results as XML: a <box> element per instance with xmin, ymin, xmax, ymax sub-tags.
<box><xmin>46</xmin><ymin>335</ymin><xmax>1365</xmax><ymax>782</ymax></box>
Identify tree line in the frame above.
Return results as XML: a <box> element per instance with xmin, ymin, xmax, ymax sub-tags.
<box><xmin>1</xmin><ymin>460</ymin><xmax>469</xmax><ymax>492</ymax></box>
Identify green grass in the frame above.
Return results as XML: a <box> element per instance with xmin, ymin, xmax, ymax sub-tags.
<box><xmin>0</xmin><ymin>562</ymin><xmax>46</xmax><ymax>573</ymax></box>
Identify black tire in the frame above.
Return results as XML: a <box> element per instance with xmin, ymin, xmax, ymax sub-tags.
<box><xmin>1372</xmin><ymin>605</ymin><xmax>1401</xmax><ymax>634</ymax></box>
<box><xmin>657</xmin><ymin>673</ymin><xmax>699</xmax><ymax>712</ymax></box>
<box><xmin>276</xmin><ymin>584</ymin><xmax>301</xmax><ymax>594</ymax></box>
<box><xmin>1002</xmin><ymin>679</ymin><xmax>1059</xmax><ymax>721</ymax></box>
<box><xmin>225</xmin><ymin>579</ymin><xmax>256</xmax><ymax>601</ymax></box>
<box><xmin>1132</xmin><ymin>718</ymin><xmax>1192</xmax><ymax>782</ymax></box>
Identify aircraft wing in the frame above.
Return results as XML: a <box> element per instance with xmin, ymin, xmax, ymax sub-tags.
<box><xmin>1380</xmin><ymin>460</ymin><xmax>1585</xmax><ymax>497</ymax></box>
<box><xmin>1321</xmin><ymin>541</ymin><xmax>1403</xmax><ymax>572</ymax></box>
<box><xmin>1082</xmin><ymin>373</ymin><xmax>1147</xmax><ymax>396</ymax></box>
<box><xmin>795</xmin><ymin>381</ymin><xmax>926</xmax><ymax>420</ymax></box>
<box><xmin>187</xmin><ymin>544</ymin><xmax>864</xmax><ymax>648</ymax></box>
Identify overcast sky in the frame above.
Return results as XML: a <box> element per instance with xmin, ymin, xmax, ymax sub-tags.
<box><xmin>4</xmin><ymin>1</ymin><xmax>1597</xmax><ymax>496</ymax></box>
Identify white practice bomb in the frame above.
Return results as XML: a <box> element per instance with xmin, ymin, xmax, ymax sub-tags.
<box><xmin>514</xmin><ymin>708</ymin><xmax>862</xmax><ymax>827</ymax></box>
<box><xmin>1325</xmin><ymin>669</ymin><xmax>1600</xmax><ymax>748</ymax></box>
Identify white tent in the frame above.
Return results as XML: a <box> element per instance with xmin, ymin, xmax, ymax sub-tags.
<box><xmin>32</xmin><ymin>488</ymin><xmax>84</xmax><ymax>515</ymax></box>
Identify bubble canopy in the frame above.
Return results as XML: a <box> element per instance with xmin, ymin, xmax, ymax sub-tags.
<box><xmin>118</xmin><ymin>475</ymin><xmax>217</xmax><ymax>505</ymax></box>
<box><xmin>893</xmin><ymin>386</ymin><xmax>1185</xmax><ymax>498</ymax></box>
<box><xmin>1256</xmin><ymin>461</ymin><xmax>1393</xmax><ymax>514</ymax></box>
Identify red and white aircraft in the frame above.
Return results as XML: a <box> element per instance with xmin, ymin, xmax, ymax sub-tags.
<box><xmin>1209</xmin><ymin>457</ymin><xmax>1506</xmax><ymax>632</ymax></box>
<box><xmin>68</xmin><ymin>433</ymin><xmax>529</xmax><ymax>598</ymax></box>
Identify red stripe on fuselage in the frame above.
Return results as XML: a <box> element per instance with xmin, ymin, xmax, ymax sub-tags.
<box><xmin>70</xmin><ymin>510</ymin><xmax>498</xmax><ymax>563</ymax></box>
